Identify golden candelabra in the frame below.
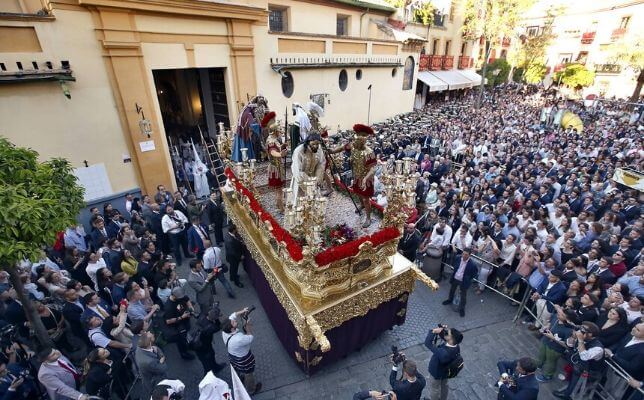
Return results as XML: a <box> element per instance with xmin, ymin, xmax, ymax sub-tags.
<box><xmin>380</xmin><ymin>157</ymin><xmax>418</xmax><ymax>230</ymax></box>
<box><xmin>216</xmin><ymin>121</ymin><xmax>234</xmax><ymax>161</ymax></box>
<box><xmin>282</xmin><ymin>177</ymin><xmax>328</xmax><ymax>251</ymax></box>
<box><xmin>232</xmin><ymin>148</ymin><xmax>256</xmax><ymax>191</ymax></box>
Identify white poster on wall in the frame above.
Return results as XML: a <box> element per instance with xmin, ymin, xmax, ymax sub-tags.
<box><xmin>73</xmin><ymin>163</ymin><xmax>113</xmax><ymax>201</ymax></box>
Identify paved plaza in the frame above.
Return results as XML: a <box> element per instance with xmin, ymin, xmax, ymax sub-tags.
<box><xmin>162</xmin><ymin>245</ymin><xmax>562</xmax><ymax>400</ymax></box>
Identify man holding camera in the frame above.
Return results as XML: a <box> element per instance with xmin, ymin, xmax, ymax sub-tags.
<box><xmin>496</xmin><ymin>357</ymin><xmax>539</xmax><ymax>400</ymax></box>
<box><xmin>424</xmin><ymin>325</ymin><xmax>463</xmax><ymax>400</ymax></box>
<box><xmin>389</xmin><ymin>358</ymin><xmax>426</xmax><ymax>400</ymax></box>
<box><xmin>163</xmin><ymin>287</ymin><xmax>196</xmax><ymax>360</ymax></box>
<box><xmin>187</xmin><ymin>259</ymin><xmax>217</xmax><ymax>316</ymax></box>
<box><xmin>222</xmin><ymin>308</ymin><xmax>261</xmax><ymax>394</ymax></box>
<box><xmin>552</xmin><ymin>322</ymin><xmax>605</xmax><ymax>400</ymax></box>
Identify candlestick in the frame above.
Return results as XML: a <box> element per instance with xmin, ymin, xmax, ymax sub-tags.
<box><xmin>403</xmin><ymin>158</ymin><xmax>411</xmax><ymax>174</ymax></box>
<box><xmin>395</xmin><ymin>160</ymin><xmax>403</xmax><ymax>174</ymax></box>
<box><xmin>249</xmin><ymin>159</ymin><xmax>256</xmax><ymax>170</ymax></box>
<box><xmin>241</xmin><ymin>148</ymin><xmax>248</xmax><ymax>162</ymax></box>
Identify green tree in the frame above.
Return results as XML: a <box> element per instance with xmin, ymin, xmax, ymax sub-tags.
<box><xmin>412</xmin><ymin>1</ymin><xmax>435</xmax><ymax>25</ymax></box>
<box><xmin>607</xmin><ymin>35</ymin><xmax>644</xmax><ymax>104</ymax></box>
<box><xmin>508</xmin><ymin>5</ymin><xmax>561</xmax><ymax>82</ymax></box>
<box><xmin>485</xmin><ymin>58</ymin><xmax>511</xmax><ymax>86</ymax></box>
<box><xmin>0</xmin><ymin>137</ymin><xmax>85</xmax><ymax>347</ymax></box>
<box><xmin>553</xmin><ymin>63</ymin><xmax>595</xmax><ymax>90</ymax></box>
<box><xmin>524</xmin><ymin>62</ymin><xmax>547</xmax><ymax>84</ymax></box>
<box><xmin>462</xmin><ymin>0</ymin><xmax>535</xmax><ymax>108</ymax></box>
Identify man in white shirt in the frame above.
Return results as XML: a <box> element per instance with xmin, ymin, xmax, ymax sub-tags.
<box><xmin>161</xmin><ymin>205</ymin><xmax>191</xmax><ymax>265</ymax></box>
<box><xmin>222</xmin><ymin>308</ymin><xmax>261</xmax><ymax>394</ymax></box>
<box><xmin>85</xmin><ymin>252</ymin><xmax>106</xmax><ymax>291</ymax></box>
<box><xmin>202</xmin><ymin>241</ymin><xmax>236</xmax><ymax>298</ymax></box>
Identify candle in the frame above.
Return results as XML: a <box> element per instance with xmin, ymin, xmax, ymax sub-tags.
<box><xmin>249</xmin><ymin>159</ymin><xmax>256</xmax><ymax>170</ymax></box>
<box><xmin>403</xmin><ymin>158</ymin><xmax>411</xmax><ymax>174</ymax></box>
<box><xmin>241</xmin><ymin>148</ymin><xmax>248</xmax><ymax>162</ymax></box>
<box><xmin>296</xmin><ymin>206</ymin><xmax>303</xmax><ymax>221</ymax></box>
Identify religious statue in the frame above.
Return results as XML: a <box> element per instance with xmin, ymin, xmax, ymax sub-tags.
<box><xmin>261</xmin><ymin>111</ymin><xmax>288</xmax><ymax>212</ymax></box>
<box><xmin>232</xmin><ymin>95</ymin><xmax>268</xmax><ymax>162</ymax></box>
<box><xmin>290</xmin><ymin>103</ymin><xmax>312</xmax><ymax>153</ymax></box>
<box><xmin>331</xmin><ymin>124</ymin><xmax>377</xmax><ymax>228</ymax></box>
<box><xmin>290</xmin><ymin>133</ymin><xmax>326</xmax><ymax>202</ymax></box>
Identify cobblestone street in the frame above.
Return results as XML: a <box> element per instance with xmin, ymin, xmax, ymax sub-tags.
<box><xmin>165</xmin><ymin>250</ymin><xmax>561</xmax><ymax>400</ymax></box>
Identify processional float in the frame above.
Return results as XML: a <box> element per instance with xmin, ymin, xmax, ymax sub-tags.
<box><xmin>216</xmin><ymin>123</ymin><xmax>437</xmax><ymax>374</ymax></box>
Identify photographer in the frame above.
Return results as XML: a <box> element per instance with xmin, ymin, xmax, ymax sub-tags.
<box><xmin>424</xmin><ymin>325</ymin><xmax>463</xmax><ymax>400</ymax></box>
<box><xmin>553</xmin><ymin>322</ymin><xmax>604</xmax><ymax>400</ymax></box>
<box><xmin>192</xmin><ymin>306</ymin><xmax>226</xmax><ymax>375</ymax></box>
<box><xmin>0</xmin><ymin>353</ymin><xmax>37</xmax><ymax>400</ymax></box>
<box><xmin>187</xmin><ymin>259</ymin><xmax>216</xmax><ymax>316</ymax></box>
<box><xmin>163</xmin><ymin>287</ymin><xmax>195</xmax><ymax>360</ymax></box>
<box><xmin>352</xmin><ymin>390</ymin><xmax>397</xmax><ymax>400</ymax></box>
<box><xmin>496</xmin><ymin>357</ymin><xmax>539</xmax><ymax>400</ymax></box>
<box><xmin>389</xmin><ymin>357</ymin><xmax>425</xmax><ymax>400</ymax></box>
<box><xmin>222</xmin><ymin>308</ymin><xmax>261</xmax><ymax>394</ymax></box>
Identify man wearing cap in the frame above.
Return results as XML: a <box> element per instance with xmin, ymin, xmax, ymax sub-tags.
<box><xmin>331</xmin><ymin>124</ymin><xmax>377</xmax><ymax>227</ymax></box>
<box><xmin>530</xmin><ymin>269</ymin><xmax>567</xmax><ymax>330</ymax></box>
<box><xmin>263</xmin><ymin>111</ymin><xmax>288</xmax><ymax>211</ymax></box>
<box><xmin>163</xmin><ymin>287</ymin><xmax>195</xmax><ymax>360</ymax></box>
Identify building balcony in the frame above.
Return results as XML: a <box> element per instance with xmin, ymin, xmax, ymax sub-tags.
<box><xmin>595</xmin><ymin>64</ymin><xmax>622</xmax><ymax>74</ymax></box>
<box><xmin>581</xmin><ymin>32</ymin><xmax>595</xmax><ymax>44</ymax></box>
<box><xmin>458</xmin><ymin>56</ymin><xmax>471</xmax><ymax>69</ymax></box>
<box><xmin>442</xmin><ymin>55</ymin><xmax>454</xmax><ymax>70</ymax></box>
<box><xmin>502</xmin><ymin>37</ymin><xmax>511</xmax><ymax>47</ymax></box>
<box><xmin>419</xmin><ymin>54</ymin><xmax>429</xmax><ymax>71</ymax></box>
<box><xmin>429</xmin><ymin>55</ymin><xmax>443</xmax><ymax>71</ymax></box>
<box><xmin>611</xmin><ymin>28</ymin><xmax>626</xmax><ymax>40</ymax></box>
<box><xmin>269</xmin><ymin>56</ymin><xmax>402</xmax><ymax>73</ymax></box>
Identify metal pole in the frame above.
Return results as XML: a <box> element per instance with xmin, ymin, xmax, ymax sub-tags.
<box><xmin>367</xmin><ymin>84</ymin><xmax>372</xmax><ymax>125</ymax></box>
<box><xmin>513</xmin><ymin>284</ymin><xmax>532</xmax><ymax>323</ymax></box>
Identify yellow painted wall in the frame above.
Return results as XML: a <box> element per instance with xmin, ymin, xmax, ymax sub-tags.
<box><xmin>253</xmin><ymin>25</ymin><xmax>416</xmax><ymax>130</ymax></box>
<box><xmin>0</xmin><ymin>10</ymin><xmax>140</xmax><ymax>193</ymax></box>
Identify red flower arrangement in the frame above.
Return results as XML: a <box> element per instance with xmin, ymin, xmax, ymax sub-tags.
<box><xmin>225</xmin><ymin>167</ymin><xmax>399</xmax><ymax>266</ymax></box>
<box><xmin>314</xmin><ymin>226</ymin><xmax>400</xmax><ymax>266</ymax></box>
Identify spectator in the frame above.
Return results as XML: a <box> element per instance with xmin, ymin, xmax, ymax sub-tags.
<box><xmin>442</xmin><ymin>248</ymin><xmax>477</xmax><ymax>317</ymax></box>
<box><xmin>496</xmin><ymin>357</ymin><xmax>539</xmax><ymax>400</ymax></box>
<box><xmin>162</xmin><ymin>287</ymin><xmax>195</xmax><ymax>360</ymax></box>
<box><xmin>136</xmin><ymin>331</ymin><xmax>168</xmax><ymax>398</ymax></box>
<box><xmin>37</xmin><ymin>347</ymin><xmax>89</xmax><ymax>400</ymax></box>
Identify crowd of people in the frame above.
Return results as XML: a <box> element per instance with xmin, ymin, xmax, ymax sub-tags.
<box><xmin>0</xmin><ymin>180</ymin><xmax>265</xmax><ymax>399</ymax></box>
<box><xmin>0</xmin><ymin>83</ymin><xmax>642</xmax><ymax>400</ymax></box>
<box><xmin>362</xmin><ymin>85</ymin><xmax>642</xmax><ymax>400</ymax></box>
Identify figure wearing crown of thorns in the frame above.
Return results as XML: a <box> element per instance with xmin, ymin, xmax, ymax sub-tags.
<box><xmin>261</xmin><ymin>111</ymin><xmax>288</xmax><ymax>212</ymax></box>
<box><xmin>330</xmin><ymin>124</ymin><xmax>377</xmax><ymax>228</ymax></box>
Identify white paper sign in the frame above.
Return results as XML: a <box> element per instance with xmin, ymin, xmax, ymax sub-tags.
<box><xmin>73</xmin><ymin>163</ymin><xmax>113</xmax><ymax>201</ymax></box>
<box><xmin>139</xmin><ymin>140</ymin><xmax>156</xmax><ymax>152</ymax></box>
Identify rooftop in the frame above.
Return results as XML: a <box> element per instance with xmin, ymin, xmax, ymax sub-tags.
<box><xmin>331</xmin><ymin>0</ymin><xmax>397</xmax><ymax>13</ymax></box>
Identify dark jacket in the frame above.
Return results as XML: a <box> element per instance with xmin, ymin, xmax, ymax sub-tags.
<box><xmin>85</xmin><ymin>362</ymin><xmax>112</xmax><ymax>398</ymax></box>
<box><xmin>535</xmin><ymin>280</ymin><xmax>567</xmax><ymax>312</ymax></box>
<box><xmin>424</xmin><ymin>331</ymin><xmax>460</xmax><ymax>380</ymax></box>
<box><xmin>611</xmin><ymin>334</ymin><xmax>644</xmax><ymax>380</ymax></box>
<box><xmin>449</xmin><ymin>255</ymin><xmax>478</xmax><ymax>290</ymax></box>
<box><xmin>398</xmin><ymin>231</ymin><xmax>421</xmax><ymax>262</ymax></box>
<box><xmin>224</xmin><ymin>232</ymin><xmax>245</xmax><ymax>264</ymax></box>
<box><xmin>498</xmin><ymin>374</ymin><xmax>539</xmax><ymax>400</ymax></box>
<box><xmin>90</xmin><ymin>229</ymin><xmax>108</xmax><ymax>250</ymax></box>
<box><xmin>187</xmin><ymin>224</ymin><xmax>210</xmax><ymax>254</ymax></box>
<box><xmin>389</xmin><ymin>368</ymin><xmax>426</xmax><ymax>400</ymax></box>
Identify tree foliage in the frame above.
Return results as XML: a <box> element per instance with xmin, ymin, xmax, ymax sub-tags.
<box><xmin>524</xmin><ymin>62</ymin><xmax>547</xmax><ymax>84</ymax></box>
<box><xmin>0</xmin><ymin>137</ymin><xmax>85</xmax><ymax>264</ymax></box>
<box><xmin>508</xmin><ymin>6</ymin><xmax>560</xmax><ymax>71</ymax></box>
<box><xmin>554</xmin><ymin>64</ymin><xmax>595</xmax><ymax>90</ymax></box>
<box><xmin>485</xmin><ymin>58</ymin><xmax>512</xmax><ymax>86</ymax></box>
<box><xmin>0</xmin><ymin>137</ymin><xmax>85</xmax><ymax>346</ymax></box>
<box><xmin>412</xmin><ymin>1</ymin><xmax>435</xmax><ymax>25</ymax></box>
<box><xmin>607</xmin><ymin>34</ymin><xmax>644</xmax><ymax>74</ymax></box>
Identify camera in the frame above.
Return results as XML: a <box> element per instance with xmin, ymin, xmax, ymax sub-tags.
<box><xmin>242</xmin><ymin>305</ymin><xmax>256</xmax><ymax>320</ymax></box>
<box><xmin>391</xmin><ymin>345</ymin><xmax>406</xmax><ymax>364</ymax></box>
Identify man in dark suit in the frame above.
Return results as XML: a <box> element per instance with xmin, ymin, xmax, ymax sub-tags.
<box><xmin>90</xmin><ymin>219</ymin><xmax>109</xmax><ymax>250</ymax></box>
<box><xmin>148</xmin><ymin>203</ymin><xmax>168</xmax><ymax>254</ymax></box>
<box><xmin>187</xmin><ymin>216</ymin><xmax>210</xmax><ymax>260</ymax></box>
<box><xmin>603</xmin><ymin>322</ymin><xmax>644</xmax><ymax>398</ymax></box>
<box><xmin>424</xmin><ymin>325</ymin><xmax>463</xmax><ymax>400</ymax></box>
<box><xmin>61</xmin><ymin>289</ymin><xmax>88</xmax><ymax>345</ymax></box>
<box><xmin>105</xmin><ymin>213</ymin><xmax>123</xmax><ymax>239</ymax></box>
<box><xmin>224</xmin><ymin>224</ymin><xmax>245</xmax><ymax>288</ymax></box>
<box><xmin>496</xmin><ymin>357</ymin><xmax>539</xmax><ymax>400</ymax></box>
<box><xmin>207</xmin><ymin>192</ymin><xmax>225</xmax><ymax>245</ymax></box>
<box><xmin>172</xmin><ymin>191</ymin><xmax>189</xmax><ymax>217</ymax></box>
<box><xmin>442</xmin><ymin>248</ymin><xmax>478</xmax><ymax>317</ymax></box>
<box><xmin>4</xmin><ymin>290</ymin><xmax>29</xmax><ymax>337</ymax></box>
<box><xmin>530</xmin><ymin>269</ymin><xmax>567</xmax><ymax>329</ymax></box>
<box><xmin>622</xmin><ymin>197</ymin><xmax>641</xmax><ymax>223</ymax></box>
<box><xmin>436</xmin><ymin>200</ymin><xmax>449</xmax><ymax>219</ymax></box>
<box><xmin>397</xmin><ymin>224</ymin><xmax>421</xmax><ymax>262</ymax></box>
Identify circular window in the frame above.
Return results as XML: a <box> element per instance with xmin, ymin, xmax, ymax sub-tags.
<box><xmin>356</xmin><ymin>69</ymin><xmax>363</xmax><ymax>80</ymax></box>
<box><xmin>281</xmin><ymin>71</ymin><xmax>294</xmax><ymax>98</ymax></box>
<box><xmin>338</xmin><ymin>69</ymin><xmax>348</xmax><ymax>91</ymax></box>
<box><xmin>392</xmin><ymin>68</ymin><xmax>397</xmax><ymax>77</ymax></box>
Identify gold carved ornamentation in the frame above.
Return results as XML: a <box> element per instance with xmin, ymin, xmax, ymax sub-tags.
<box><xmin>305</xmin><ymin>316</ymin><xmax>331</xmax><ymax>352</ymax></box>
<box><xmin>294</xmin><ymin>351</ymin><xmax>303</xmax><ymax>363</ymax></box>
<box><xmin>398</xmin><ymin>293</ymin><xmax>409</xmax><ymax>303</ymax></box>
<box><xmin>397</xmin><ymin>308</ymin><xmax>407</xmax><ymax>317</ymax></box>
<box><xmin>310</xmin><ymin>356</ymin><xmax>323</xmax><ymax>366</ymax></box>
<box><xmin>411</xmin><ymin>265</ymin><xmax>440</xmax><ymax>291</ymax></box>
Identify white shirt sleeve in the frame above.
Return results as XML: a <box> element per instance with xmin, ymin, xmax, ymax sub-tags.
<box><xmin>175</xmin><ymin>210</ymin><xmax>188</xmax><ymax>224</ymax></box>
<box><xmin>89</xmin><ymin>330</ymin><xmax>111</xmax><ymax>348</ymax></box>
<box><xmin>161</xmin><ymin>215</ymin><xmax>172</xmax><ymax>233</ymax></box>
<box><xmin>579</xmin><ymin>346</ymin><xmax>604</xmax><ymax>361</ymax></box>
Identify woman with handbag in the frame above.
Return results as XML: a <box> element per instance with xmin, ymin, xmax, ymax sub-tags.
<box><xmin>33</xmin><ymin>300</ymin><xmax>77</xmax><ymax>355</ymax></box>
